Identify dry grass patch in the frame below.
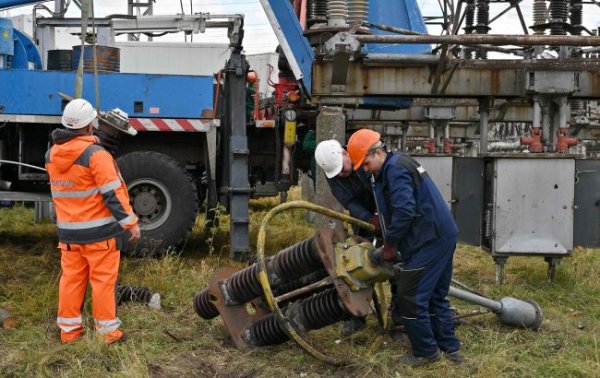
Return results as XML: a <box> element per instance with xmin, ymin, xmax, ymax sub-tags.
<box><xmin>0</xmin><ymin>200</ymin><xmax>599</xmax><ymax>377</ymax></box>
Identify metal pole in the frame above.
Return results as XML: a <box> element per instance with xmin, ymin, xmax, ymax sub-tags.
<box><xmin>355</xmin><ymin>34</ymin><xmax>600</xmax><ymax>46</ymax></box>
<box><xmin>449</xmin><ymin>286</ymin><xmax>502</xmax><ymax>311</ymax></box>
<box><xmin>364</xmin><ymin>22</ymin><xmax>424</xmax><ymax>35</ymax></box>
<box><xmin>370</xmin><ymin>174</ymin><xmax>387</xmax><ymax>237</ymax></box>
<box><xmin>225</xmin><ymin>50</ymin><xmax>252</xmax><ymax>260</ymax></box>
<box><xmin>448</xmin><ymin>286</ymin><xmax>543</xmax><ymax>330</ymax></box>
<box><xmin>274</xmin><ymin>276</ymin><xmax>333</xmax><ymax>304</ymax></box>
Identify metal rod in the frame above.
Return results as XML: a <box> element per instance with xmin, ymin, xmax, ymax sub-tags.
<box><xmin>449</xmin><ymin>286</ymin><xmax>503</xmax><ymax>311</ymax></box>
<box><xmin>355</xmin><ymin>34</ymin><xmax>600</xmax><ymax>46</ymax></box>
<box><xmin>274</xmin><ymin>276</ymin><xmax>333</xmax><ymax>304</ymax></box>
<box><xmin>364</xmin><ymin>53</ymin><xmax>440</xmax><ymax>64</ymax></box>
<box><xmin>488</xmin><ymin>4</ymin><xmax>514</xmax><ymax>25</ymax></box>
<box><xmin>364</xmin><ymin>22</ymin><xmax>424</xmax><ymax>35</ymax></box>
<box><xmin>0</xmin><ymin>160</ymin><xmax>47</xmax><ymax>172</ymax></box>
<box><xmin>514</xmin><ymin>4</ymin><xmax>529</xmax><ymax>35</ymax></box>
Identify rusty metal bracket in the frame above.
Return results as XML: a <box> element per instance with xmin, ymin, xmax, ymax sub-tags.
<box><xmin>207</xmin><ymin>267</ymin><xmax>271</xmax><ymax>349</ymax></box>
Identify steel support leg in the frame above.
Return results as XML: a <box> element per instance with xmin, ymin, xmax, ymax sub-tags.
<box><xmin>494</xmin><ymin>256</ymin><xmax>507</xmax><ymax>284</ymax></box>
<box><xmin>545</xmin><ymin>257</ymin><xmax>562</xmax><ymax>282</ymax></box>
<box><xmin>222</xmin><ymin>50</ymin><xmax>251</xmax><ymax>260</ymax></box>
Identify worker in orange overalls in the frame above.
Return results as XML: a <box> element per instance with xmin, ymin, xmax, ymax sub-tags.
<box><xmin>45</xmin><ymin>98</ymin><xmax>140</xmax><ymax>344</ymax></box>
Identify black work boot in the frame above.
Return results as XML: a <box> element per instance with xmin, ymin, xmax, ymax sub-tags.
<box><xmin>397</xmin><ymin>349</ymin><xmax>442</xmax><ymax>367</ymax></box>
<box><xmin>444</xmin><ymin>350</ymin><xmax>466</xmax><ymax>364</ymax></box>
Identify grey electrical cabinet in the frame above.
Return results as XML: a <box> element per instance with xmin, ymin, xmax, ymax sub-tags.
<box><xmin>482</xmin><ymin>157</ymin><xmax>575</xmax><ymax>257</ymax></box>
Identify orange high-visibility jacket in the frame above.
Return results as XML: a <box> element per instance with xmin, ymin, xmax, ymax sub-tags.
<box><xmin>45</xmin><ymin>130</ymin><xmax>138</xmax><ymax>244</ymax></box>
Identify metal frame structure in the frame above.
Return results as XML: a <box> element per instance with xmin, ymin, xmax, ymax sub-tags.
<box><xmin>259</xmin><ymin>0</ymin><xmax>600</xmax><ymax>281</ymax></box>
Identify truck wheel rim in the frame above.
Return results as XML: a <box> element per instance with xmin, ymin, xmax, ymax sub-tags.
<box><xmin>128</xmin><ymin>178</ymin><xmax>172</xmax><ymax>231</ymax></box>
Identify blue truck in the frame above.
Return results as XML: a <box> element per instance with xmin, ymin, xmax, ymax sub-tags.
<box><xmin>0</xmin><ymin>0</ymin><xmax>313</xmax><ymax>258</ymax></box>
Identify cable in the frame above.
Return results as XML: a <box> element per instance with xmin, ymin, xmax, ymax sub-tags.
<box><xmin>91</xmin><ymin>0</ymin><xmax>100</xmax><ymax>111</ymax></box>
<box><xmin>0</xmin><ymin>160</ymin><xmax>47</xmax><ymax>172</ymax></box>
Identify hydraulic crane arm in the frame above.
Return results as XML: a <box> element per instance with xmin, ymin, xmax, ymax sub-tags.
<box><xmin>259</xmin><ymin>0</ymin><xmax>314</xmax><ymax>94</ymax></box>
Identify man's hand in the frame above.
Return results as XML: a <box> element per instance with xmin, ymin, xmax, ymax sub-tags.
<box><xmin>370</xmin><ymin>214</ymin><xmax>381</xmax><ymax>235</ymax></box>
<box><xmin>128</xmin><ymin>224</ymin><xmax>141</xmax><ymax>242</ymax></box>
<box><xmin>382</xmin><ymin>243</ymin><xmax>397</xmax><ymax>262</ymax></box>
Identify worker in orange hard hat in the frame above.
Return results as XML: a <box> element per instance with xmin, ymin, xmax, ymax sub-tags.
<box><xmin>46</xmin><ymin>98</ymin><xmax>141</xmax><ymax>344</ymax></box>
<box><xmin>347</xmin><ymin>129</ymin><xmax>463</xmax><ymax>366</ymax></box>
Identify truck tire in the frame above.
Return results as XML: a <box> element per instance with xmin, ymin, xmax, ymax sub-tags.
<box><xmin>117</xmin><ymin>151</ymin><xmax>198</xmax><ymax>257</ymax></box>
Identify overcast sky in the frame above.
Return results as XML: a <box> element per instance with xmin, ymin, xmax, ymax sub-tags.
<box><xmin>2</xmin><ymin>0</ymin><xmax>599</xmax><ymax>54</ymax></box>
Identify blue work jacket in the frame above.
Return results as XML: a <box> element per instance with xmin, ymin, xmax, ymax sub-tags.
<box><xmin>327</xmin><ymin>168</ymin><xmax>375</xmax><ymax>224</ymax></box>
<box><xmin>373</xmin><ymin>153</ymin><xmax>458</xmax><ymax>257</ymax></box>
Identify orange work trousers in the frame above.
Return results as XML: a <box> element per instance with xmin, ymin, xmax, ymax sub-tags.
<box><xmin>57</xmin><ymin>238</ymin><xmax>122</xmax><ymax>343</ymax></box>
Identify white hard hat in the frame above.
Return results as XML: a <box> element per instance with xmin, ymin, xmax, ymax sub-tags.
<box><xmin>61</xmin><ymin>98</ymin><xmax>97</xmax><ymax>129</ymax></box>
<box><xmin>315</xmin><ymin>139</ymin><xmax>344</xmax><ymax>178</ymax></box>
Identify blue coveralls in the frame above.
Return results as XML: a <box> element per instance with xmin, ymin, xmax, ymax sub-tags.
<box><xmin>373</xmin><ymin>152</ymin><xmax>460</xmax><ymax>357</ymax></box>
<box><xmin>327</xmin><ymin>169</ymin><xmax>376</xmax><ymax>238</ymax></box>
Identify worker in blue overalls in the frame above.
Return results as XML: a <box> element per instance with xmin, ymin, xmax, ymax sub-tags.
<box><xmin>347</xmin><ymin>129</ymin><xmax>463</xmax><ymax>366</ymax></box>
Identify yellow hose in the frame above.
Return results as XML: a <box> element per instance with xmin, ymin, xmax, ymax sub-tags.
<box><xmin>256</xmin><ymin>200</ymin><xmax>375</xmax><ymax>366</ymax></box>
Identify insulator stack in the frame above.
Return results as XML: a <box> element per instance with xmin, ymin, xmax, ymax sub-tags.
<box><xmin>464</xmin><ymin>0</ymin><xmax>476</xmax><ymax>58</ymax></box>
<box><xmin>550</xmin><ymin>0</ymin><xmax>568</xmax><ymax>35</ymax></box>
<box><xmin>348</xmin><ymin>0</ymin><xmax>369</xmax><ymax>25</ymax></box>
<box><xmin>570</xmin><ymin>0</ymin><xmax>582</xmax><ymax>35</ymax></box>
<box><xmin>272</xmin><ymin>269</ymin><xmax>329</xmax><ymax>307</ymax></box>
<box><xmin>193</xmin><ymin>288</ymin><xmax>219</xmax><ymax>319</ymax></box>
<box><xmin>533</xmin><ymin>0</ymin><xmax>548</xmax><ymax>34</ymax></box>
<box><xmin>327</xmin><ymin>0</ymin><xmax>348</xmax><ymax>26</ymax></box>
<box><xmin>464</xmin><ymin>0</ymin><xmax>476</xmax><ymax>32</ymax></box>
<box><xmin>307</xmin><ymin>0</ymin><xmax>328</xmax><ymax>26</ymax></box>
<box><xmin>245</xmin><ymin>288</ymin><xmax>352</xmax><ymax>346</ymax></box>
<box><xmin>475</xmin><ymin>0</ymin><xmax>490</xmax><ymax>59</ymax></box>
<box><xmin>245</xmin><ymin>313</ymin><xmax>289</xmax><ymax>346</ymax></box>
<box><xmin>226</xmin><ymin>264</ymin><xmax>263</xmax><ymax>304</ymax></box>
<box><xmin>301</xmin><ymin>288</ymin><xmax>353</xmax><ymax>330</ymax></box>
<box><xmin>116</xmin><ymin>285</ymin><xmax>153</xmax><ymax>305</ymax></box>
<box><xmin>272</xmin><ymin>269</ymin><xmax>328</xmax><ymax>298</ymax></box>
<box><xmin>271</xmin><ymin>237</ymin><xmax>321</xmax><ymax>281</ymax></box>
<box><xmin>221</xmin><ymin>237</ymin><xmax>320</xmax><ymax>305</ymax></box>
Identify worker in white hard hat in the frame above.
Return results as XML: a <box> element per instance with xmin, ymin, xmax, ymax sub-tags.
<box><xmin>314</xmin><ymin>139</ymin><xmax>380</xmax><ymax>237</ymax></box>
<box><xmin>45</xmin><ymin>98</ymin><xmax>141</xmax><ymax>344</ymax></box>
<box><xmin>314</xmin><ymin>139</ymin><xmax>381</xmax><ymax>336</ymax></box>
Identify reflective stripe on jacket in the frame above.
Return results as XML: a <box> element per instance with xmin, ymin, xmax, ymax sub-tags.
<box><xmin>45</xmin><ymin>130</ymin><xmax>138</xmax><ymax>244</ymax></box>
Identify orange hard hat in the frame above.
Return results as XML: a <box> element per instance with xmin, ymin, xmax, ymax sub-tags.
<box><xmin>347</xmin><ymin>129</ymin><xmax>382</xmax><ymax>170</ymax></box>
<box><xmin>247</xmin><ymin>71</ymin><xmax>258</xmax><ymax>83</ymax></box>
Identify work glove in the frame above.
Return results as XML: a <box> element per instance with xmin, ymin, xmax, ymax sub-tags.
<box><xmin>382</xmin><ymin>243</ymin><xmax>397</xmax><ymax>262</ymax></box>
<box><xmin>370</xmin><ymin>214</ymin><xmax>381</xmax><ymax>236</ymax></box>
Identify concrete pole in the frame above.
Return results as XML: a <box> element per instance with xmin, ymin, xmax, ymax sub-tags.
<box><xmin>314</xmin><ymin>107</ymin><xmax>346</xmax><ymax>231</ymax></box>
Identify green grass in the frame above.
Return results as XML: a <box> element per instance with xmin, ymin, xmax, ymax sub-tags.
<box><xmin>0</xmin><ymin>195</ymin><xmax>599</xmax><ymax>377</ymax></box>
